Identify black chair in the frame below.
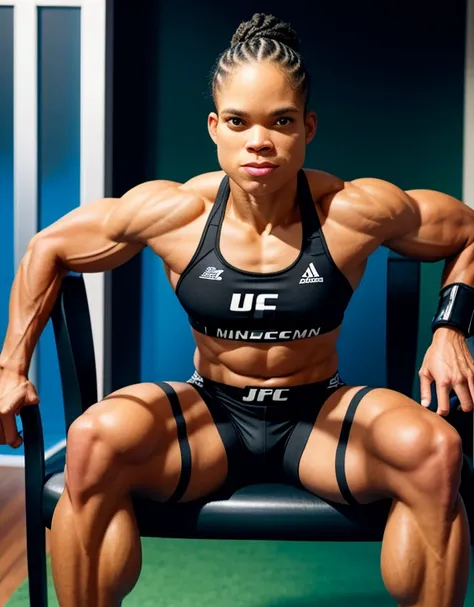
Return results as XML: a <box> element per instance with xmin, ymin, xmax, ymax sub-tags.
<box><xmin>19</xmin><ymin>254</ymin><xmax>474</xmax><ymax>606</ymax></box>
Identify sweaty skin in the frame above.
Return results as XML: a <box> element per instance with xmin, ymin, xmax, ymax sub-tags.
<box><xmin>0</xmin><ymin>60</ymin><xmax>473</xmax><ymax>607</ymax></box>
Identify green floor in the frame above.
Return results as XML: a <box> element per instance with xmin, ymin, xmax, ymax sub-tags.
<box><xmin>8</xmin><ymin>540</ymin><xmax>474</xmax><ymax>606</ymax></box>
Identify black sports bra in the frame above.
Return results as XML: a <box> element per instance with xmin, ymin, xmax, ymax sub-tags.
<box><xmin>175</xmin><ymin>170</ymin><xmax>353</xmax><ymax>342</ymax></box>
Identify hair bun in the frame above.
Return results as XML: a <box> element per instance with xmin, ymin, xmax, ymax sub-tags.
<box><xmin>231</xmin><ymin>13</ymin><xmax>300</xmax><ymax>52</ymax></box>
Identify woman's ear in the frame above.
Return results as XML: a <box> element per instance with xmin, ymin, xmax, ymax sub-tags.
<box><xmin>208</xmin><ymin>112</ymin><xmax>219</xmax><ymax>144</ymax></box>
<box><xmin>305</xmin><ymin>110</ymin><xmax>317</xmax><ymax>144</ymax></box>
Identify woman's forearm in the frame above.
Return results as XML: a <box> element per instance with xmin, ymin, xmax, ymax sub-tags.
<box><xmin>0</xmin><ymin>238</ymin><xmax>66</xmax><ymax>375</ymax></box>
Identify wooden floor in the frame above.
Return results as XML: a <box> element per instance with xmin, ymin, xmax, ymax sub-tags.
<box><xmin>0</xmin><ymin>467</ymin><xmax>50</xmax><ymax>607</ymax></box>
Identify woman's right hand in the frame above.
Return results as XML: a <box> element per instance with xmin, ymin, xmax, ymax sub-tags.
<box><xmin>0</xmin><ymin>368</ymin><xmax>39</xmax><ymax>448</ymax></box>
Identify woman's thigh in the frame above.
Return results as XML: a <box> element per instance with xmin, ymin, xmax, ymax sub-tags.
<box><xmin>66</xmin><ymin>381</ymin><xmax>229</xmax><ymax>503</ymax></box>
<box><xmin>297</xmin><ymin>385</ymin><xmax>461</xmax><ymax>505</ymax></box>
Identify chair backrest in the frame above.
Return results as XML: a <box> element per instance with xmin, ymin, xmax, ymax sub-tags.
<box><xmin>51</xmin><ymin>273</ymin><xmax>97</xmax><ymax>432</ymax></box>
<box><xmin>385</xmin><ymin>251</ymin><xmax>421</xmax><ymax>395</ymax></box>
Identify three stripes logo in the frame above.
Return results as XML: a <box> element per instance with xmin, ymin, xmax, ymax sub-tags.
<box><xmin>299</xmin><ymin>262</ymin><xmax>324</xmax><ymax>284</ymax></box>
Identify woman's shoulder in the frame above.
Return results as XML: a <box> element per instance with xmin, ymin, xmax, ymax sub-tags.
<box><xmin>181</xmin><ymin>170</ymin><xmax>226</xmax><ymax>203</ymax></box>
<box><xmin>303</xmin><ymin>168</ymin><xmax>344</xmax><ymax>201</ymax></box>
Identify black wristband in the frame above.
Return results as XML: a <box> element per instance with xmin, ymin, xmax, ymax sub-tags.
<box><xmin>431</xmin><ymin>283</ymin><xmax>474</xmax><ymax>337</ymax></box>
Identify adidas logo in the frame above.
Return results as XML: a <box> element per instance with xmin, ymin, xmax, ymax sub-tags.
<box><xmin>299</xmin><ymin>262</ymin><xmax>324</xmax><ymax>284</ymax></box>
<box><xmin>199</xmin><ymin>266</ymin><xmax>224</xmax><ymax>281</ymax></box>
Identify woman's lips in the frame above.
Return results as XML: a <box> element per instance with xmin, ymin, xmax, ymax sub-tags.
<box><xmin>242</xmin><ymin>166</ymin><xmax>277</xmax><ymax>176</ymax></box>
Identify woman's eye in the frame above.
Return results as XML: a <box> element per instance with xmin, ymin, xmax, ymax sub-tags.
<box><xmin>226</xmin><ymin>117</ymin><xmax>293</xmax><ymax>127</ymax></box>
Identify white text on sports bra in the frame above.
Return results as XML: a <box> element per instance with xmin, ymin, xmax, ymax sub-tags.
<box><xmin>216</xmin><ymin>328</ymin><xmax>321</xmax><ymax>340</ymax></box>
<box><xmin>230</xmin><ymin>293</ymin><xmax>278</xmax><ymax>312</ymax></box>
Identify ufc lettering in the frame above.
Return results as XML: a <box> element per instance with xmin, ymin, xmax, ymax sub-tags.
<box><xmin>242</xmin><ymin>388</ymin><xmax>290</xmax><ymax>402</ymax></box>
<box><xmin>230</xmin><ymin>293</ymin><xmax>278</xmax><ymax>312</ymax></box>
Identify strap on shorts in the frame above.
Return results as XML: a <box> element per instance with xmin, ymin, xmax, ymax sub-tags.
<box><xmin>155</xmin><ymin>382</ymin><xmax>192</xmax><ymax>503</ymax></box>
<box><xmin>335</xmin><ymin>386</ymin><xmax>374</xmax><ymax>505</ymax></box>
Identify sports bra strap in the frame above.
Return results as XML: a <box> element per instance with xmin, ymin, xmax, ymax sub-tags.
<box><xmin>185</xmin><ymin>174</ymin><xmax>230</xmax><ymax>263</ymax></box>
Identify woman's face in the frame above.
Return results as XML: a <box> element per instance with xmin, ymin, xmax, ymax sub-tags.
<box><xmin>208</xmin><ymin>61</ymin><xmax>317</xmax><ymax>196</ymax></box>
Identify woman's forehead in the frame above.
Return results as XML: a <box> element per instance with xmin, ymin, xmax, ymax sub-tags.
<box><xmin>216</xmin><ymin>63</ymin><xmax>301</xmax><ymax>108</ymax></box>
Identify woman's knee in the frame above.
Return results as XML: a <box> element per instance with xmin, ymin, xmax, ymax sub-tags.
<box><xmin>65</xmin><ymin>409</ymin><xmax>124</xmax><ymax>500</ymax></box>
<box><xmin>64</xmin><ymin>383</ymin><xmax>178</xmax><ymax>500</ymax></box>
<box><xmin>368</xmin><ymin>402</ymin><xmax>463</xmax><ymax>503</ymax></box>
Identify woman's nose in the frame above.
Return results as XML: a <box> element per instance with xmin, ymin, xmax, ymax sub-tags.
<box><xmin>245</xmin><ymin>128</ymin><xmax>274</xmax><ymax>153</ymax></box>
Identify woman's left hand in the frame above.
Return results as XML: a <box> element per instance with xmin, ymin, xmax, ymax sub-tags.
<box><xmin>419</xmin><ymin>328</ymin><xmax>474</xmax><ymax>416</ymax></box>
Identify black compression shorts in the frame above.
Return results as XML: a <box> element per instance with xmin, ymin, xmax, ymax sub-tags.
<box><xmin>156</xmin><ymin>372</ymin><xmax>373</xmax><ymax>504</ymax></box>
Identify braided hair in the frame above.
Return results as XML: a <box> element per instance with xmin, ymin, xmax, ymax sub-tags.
<box><xmin>212</xmin><ymin>13</ymin><xmax>311</xmax><ymax>111</ymax></box>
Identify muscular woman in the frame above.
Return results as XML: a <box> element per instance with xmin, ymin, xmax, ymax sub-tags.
<box><xmin>0</xmin><ymin>13</ymin><xmax>473</xmax><ymax>607</ymax></box>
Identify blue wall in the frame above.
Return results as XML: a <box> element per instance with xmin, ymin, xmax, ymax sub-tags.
<box><xmin>0</xmin><ymin>7</ymin><xmax>14</xmax><ymax>378</ymax></box>
<box><xmin>0</xmin><ymin>7</ymin><xmax>17</xmax><ymax>457</ymax></box>
<box><xmin>0</xmin><ymin>7</ymin><xmax>81</xmax><ymax>456</ymax></box>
